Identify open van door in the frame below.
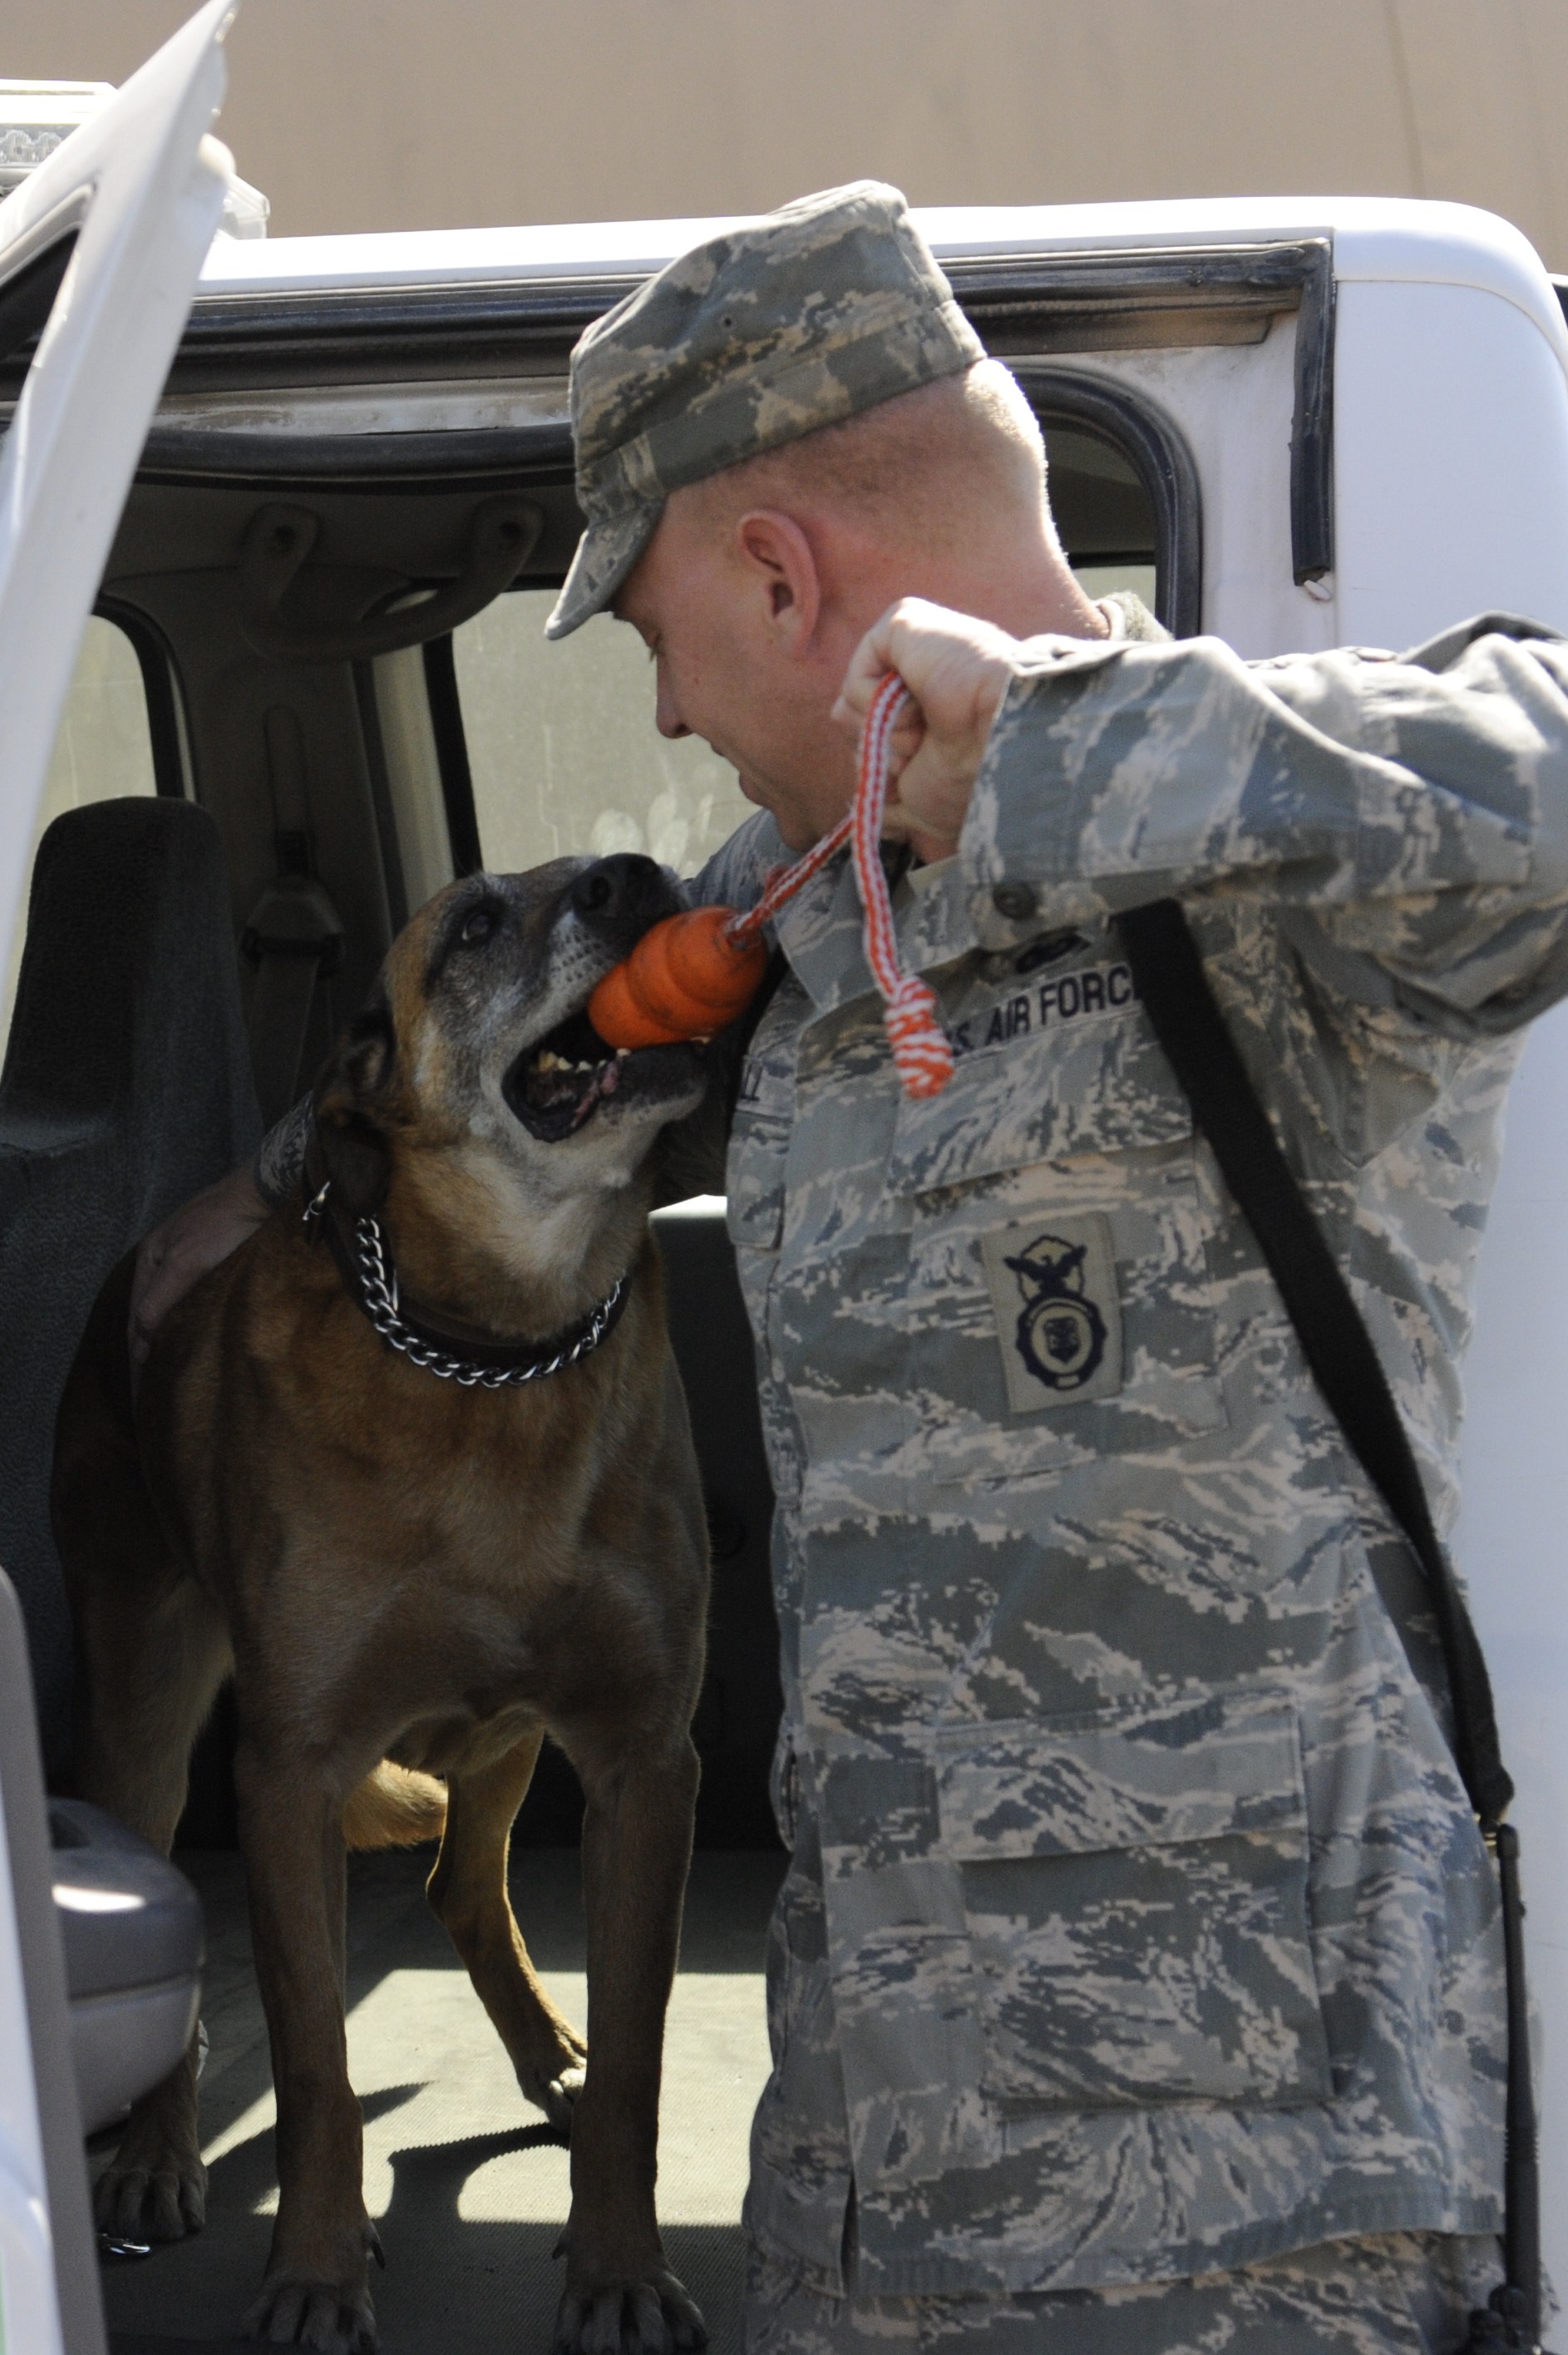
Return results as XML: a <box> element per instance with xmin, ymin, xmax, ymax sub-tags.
<box><xmin>0</xmin><ymin>12</ymin><xmax>239</xmax><ymax>2354</ymax></box>
<box><xmin>0</xmin><ymin>0</ymin><xmax>238</xmax><ymax>974</ymax></box>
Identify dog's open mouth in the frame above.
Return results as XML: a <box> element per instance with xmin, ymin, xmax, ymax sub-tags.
<box><xmin>503</xmin><ymin>1006</ymin><xmax>629</xmax><ymax>1143</ymax></box>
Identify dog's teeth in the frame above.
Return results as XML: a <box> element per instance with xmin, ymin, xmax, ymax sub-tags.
<box><xmin>615</xmin><ymin>1047</ymin><xmax>630</xmax><ymax>1059</ymax></box>
<box><xmin>536</xmin><ymin>1049</ymin><xmax>563</xmax><ymax>1072</ymax></box>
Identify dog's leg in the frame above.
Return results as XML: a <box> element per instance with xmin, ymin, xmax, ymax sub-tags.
<box><xmin>56</xmin><ymin>1249</ymin><xmax>232</xmax><ymax>2237</ymax></box>
<box><xmin>73</xmin><ymin>1556</ymin><xmax>229</xmax><ymax>2244</ymax></box>
<box><xmin>235</xmin><ymin>1740</ymin><xmax>377</xmax><ymax>2355</ymax></box>
<box><xmin>427</xmin><ymin>1731</ymin><xmax>588</xmax><ymax>2131</ymax></box>
<box><xmin>551</xmin><ymin>1729</ymin><xmax>706</xmax><ymax>2355</ymax></box>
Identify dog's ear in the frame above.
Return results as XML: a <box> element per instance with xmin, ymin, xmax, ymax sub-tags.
<box><xmin>312</xmin><ymin>989</ymin><xmax>396</xmax><ymax>1218</ymax></box>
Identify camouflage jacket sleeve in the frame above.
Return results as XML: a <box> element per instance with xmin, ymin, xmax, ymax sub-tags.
<box><xmin>652</xmin><ymin>808</ymin><xmax>786</xmax><ymax>1206</ymax></box>
<box><xmin>962</xmin><ymin>610</ymin><xmax>1568</xmax><ymax>1034</ymax></box>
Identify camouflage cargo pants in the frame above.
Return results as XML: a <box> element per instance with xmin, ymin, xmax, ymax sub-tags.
<box><xmin>745</xmin><ymin>1818</ymin><xmax>1512</xmax><ymax>2353</ymax></box>
<box><xmin>744</xmin><ymin>2231</ymin><xmax>1506</xmax><ymax>2354</ymax></box>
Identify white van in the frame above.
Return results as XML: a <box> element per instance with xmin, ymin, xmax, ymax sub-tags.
<box><xmin>4</xmin><ymin>7</ymin><xmax>1568</xmax><ymax>2352</ymax></box>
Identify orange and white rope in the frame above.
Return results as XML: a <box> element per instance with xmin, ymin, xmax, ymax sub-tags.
<box><xmin>723</xmin><ymin>672</ymin><xmax>954</xmax><ymax>1099</ymax></box>
<box><xmin>848</xmin><ymin>674</ymin><xmax>954</xmax><ymax>1099</ymax></box>
<box><xmin>727</xmin><ymin>814</ymin><xmax>854</xmax><ymax>941</ymax></box>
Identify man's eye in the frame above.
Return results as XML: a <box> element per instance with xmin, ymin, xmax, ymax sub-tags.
<box><xmin>461</xmin><ymin>906</ymin><xmax>499</xmax><ymax>945</ymax></box>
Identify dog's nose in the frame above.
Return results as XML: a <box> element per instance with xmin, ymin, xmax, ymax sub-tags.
<box><xmin>570</xmin><ymin>855</ymin><xmax>670</xmax><ymax>931</ymax></box>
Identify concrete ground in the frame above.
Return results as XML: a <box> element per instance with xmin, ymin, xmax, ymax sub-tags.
<box><xmin>102</xmin><ymin>1844</ymin><xmax>784</xmax><ymax>2355</ymax></box>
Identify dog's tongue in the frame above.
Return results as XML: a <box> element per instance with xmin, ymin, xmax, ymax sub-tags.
<box><xmin>568</xmin><ymin>1058</ymin><xmax>619</xmax><ymax>1130</ymax></box>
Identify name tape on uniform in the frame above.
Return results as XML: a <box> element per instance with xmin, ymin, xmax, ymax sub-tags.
<box><xmin>950</xmin><ymin>960</ymin><xmax>1135</xmax><ymax>1060</ymax></box>
<box><xmin>737</xmin><ymin>959</ymin><xmax>1137</xmax><ymax>1103</ymax></box>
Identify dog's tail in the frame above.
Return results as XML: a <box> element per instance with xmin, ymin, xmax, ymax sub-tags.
<box><xmin>343</xmin><ymin>1760</ymin><xmax>448</xmax><ymax>1851</ymax></box>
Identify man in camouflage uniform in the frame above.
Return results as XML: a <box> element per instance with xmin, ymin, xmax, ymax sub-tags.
<box><xmin>547</xmin><ymin>180</ymin><xmax>1566</xmax><ymax>2353</ymax></box>
<box><xmin>138</xmin><ymin>184</ymin><xmax>1568</xmax><ymax>2350</ymax></box>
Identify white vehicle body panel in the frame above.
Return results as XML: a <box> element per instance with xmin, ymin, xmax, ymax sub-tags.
<box><xmin>1334</xmin><ymin>280</ymin><xmax>1568</xmax><ymax>647</ymax></box>
<box><xmin>0</xmin><ymin>1787</ymin><xmax>67</xmax><ymax>2355</ymax></box>
<box><xmin>1452</xmin><ymin>1015</ymin><xmax>1568</xmax><ymax>2299</ymax></box>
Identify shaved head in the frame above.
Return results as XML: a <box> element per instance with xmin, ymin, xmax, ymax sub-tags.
<box><xmin>615</xmin><ymin>356</ymin><xmax>1102</xmax><ymax>852</ymax></box>
<box><xmin>684</xmin><ymin>360</ymin><xmax>1058</xmax><ymax>555</ymax></box>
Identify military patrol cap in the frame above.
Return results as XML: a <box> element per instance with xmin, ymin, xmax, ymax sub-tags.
<box><xmin>545</xmin><ymin>180</ymin><xmax>985</xmax><ymax>639</ymax></box>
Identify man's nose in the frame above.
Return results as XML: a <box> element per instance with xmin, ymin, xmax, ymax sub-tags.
<box><xmin>570</xmin><ymin>854</ymin><xmax>675</xmax><ymax>940</ymax></box>
<box><xmin>654</xmin><ymin>670</ymin><xmax>690</xmax><ymax>740</ymax></box>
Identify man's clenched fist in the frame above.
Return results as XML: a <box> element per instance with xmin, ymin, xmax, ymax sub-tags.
<box><xmin>831</xmin><ymin>597</ymin><xmax>1020</xmax><ymax>861</ymax></box>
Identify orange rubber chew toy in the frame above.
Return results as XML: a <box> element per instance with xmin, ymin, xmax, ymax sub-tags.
<box><xmin>588</xmin><ymin>904</ymin><xmax>768</xmax><ymax>1049</ymax></box>
<box><xmin>588</xmin><ymin>675</ymin><xmax>954</xmax><ymax>1097</ymax></box>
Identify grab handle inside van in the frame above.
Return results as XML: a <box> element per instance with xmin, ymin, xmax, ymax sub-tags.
<box><xmin>239</xmin><ymin>496</ymin><xmax>542</xmax><ymax>661</ymax></box>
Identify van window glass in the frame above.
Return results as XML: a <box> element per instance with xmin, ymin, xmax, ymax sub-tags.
<box><xmin>452</xmin><ymin>590</ymin><xmax>752</xmax><ymax>881</ymax></box>
<box><xmin>2</xmin><ymin>615</ymin><xmax>158</xmax><ymax>1046</ymax></box>
<box><xmin>1046</xmin><ymin>422</ymin><xmax>1157</xmax><ymax>614</ymax></box>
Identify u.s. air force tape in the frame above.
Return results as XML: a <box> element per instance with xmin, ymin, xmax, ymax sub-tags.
<box><xmin>949</xmin><ymin>960</ymin><xmax>1134</xmax><ymax>1060</ymax></box>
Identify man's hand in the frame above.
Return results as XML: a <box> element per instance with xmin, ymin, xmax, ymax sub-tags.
<box><xmin>831</xmin><ymin>598</ymin><xmax>1020</xmax><ymax>860</ymax></box>
<box><xmin>129</xmin><ymin>1163</ymin><xmax>269</xmax><ymax>1370</ymax></box>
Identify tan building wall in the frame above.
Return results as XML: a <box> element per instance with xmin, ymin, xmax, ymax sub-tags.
<box><xmin>7</xmin><ymin>2</ymin><xmax>1568</xmax><ymax>268</ymax></box>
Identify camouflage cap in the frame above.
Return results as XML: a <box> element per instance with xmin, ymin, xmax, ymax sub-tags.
<box><xmin>545</xmin><ymin>180</ymin><xmax>985</xmax><ymax>638</ymax></box>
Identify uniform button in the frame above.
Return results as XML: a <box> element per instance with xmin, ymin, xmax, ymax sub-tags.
<box><xmin>991</xmin><ymin>882</ymin><xmax>1038</xmax><ymax>921</ymax></box>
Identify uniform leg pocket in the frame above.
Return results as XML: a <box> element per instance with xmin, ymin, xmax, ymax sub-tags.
<box><xmin>937</xmin><ymin>1689</ymin><xmax>1334</xmax><ymax>2113</ymax></box>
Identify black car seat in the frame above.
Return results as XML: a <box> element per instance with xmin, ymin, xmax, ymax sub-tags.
<box><xmin>0</xmin><ymin>796</ymin><xmax>261</xmax><ymax>1770</ymax></box>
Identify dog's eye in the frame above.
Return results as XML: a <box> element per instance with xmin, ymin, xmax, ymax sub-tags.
<box><xmin>460</xmin><ymin>904</ymin><xmax>500</xmax><ymax>947</ymax></box>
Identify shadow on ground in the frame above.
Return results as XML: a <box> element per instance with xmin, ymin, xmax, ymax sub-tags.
<box><xmin>102</xmin><ymin>1847</ymin><xmax>779</xmax><ymax>2355</ymax></box>
<box><xmin>111</xmin><ymin>2106</ymin><xmax>745</xmax><ymax>2353</ymax></box>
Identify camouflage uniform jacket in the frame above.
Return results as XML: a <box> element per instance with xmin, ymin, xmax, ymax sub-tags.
<box><xmin>685</xmin><ymin>605</ymin><xmax>1568</xmax><ymax>2299</ymax></box>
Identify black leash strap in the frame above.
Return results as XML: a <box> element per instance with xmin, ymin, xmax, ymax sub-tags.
<box><xmin>1117</xmin><ymin>897</ymin><xmax>1544</xmax><ymax>2352</ymax></box>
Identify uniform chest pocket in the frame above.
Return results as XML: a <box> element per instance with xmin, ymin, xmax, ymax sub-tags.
<box><xmin>890</xmin><ymin>1015</ymin><xmax>1227</xmax><ymax>1482</ymax></box>
<box><xmin>936</xmin><ymin>1691</ymin><xmax>1333</xmax><ymax>2114</ymax></box>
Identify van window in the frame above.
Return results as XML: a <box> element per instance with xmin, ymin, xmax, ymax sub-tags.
<box><xmin>2</xmin><ymin>615</ymin><xmax>160</xmax><ymax>1048</ymax></box>
<box><xmin>1047</xmin><ymin>422</ymin><xmax>1158</xmax><ymax>615</ymax></box>
<box><xmin>452</xmin><ymin>590</ymin><xmax>752</xmax><ymax>881</ymax></box>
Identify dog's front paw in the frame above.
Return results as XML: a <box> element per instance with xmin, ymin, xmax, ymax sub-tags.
<box><xmin>94</xmin><ymin>2138</ymin><xmax>206</xmax><ymax>2243</ymax></box>
<box><xmin>553</xmin><ymin>2268</ymin><xmax>707</xmax><ymax>2355</ymax></box>
<box><xmin>243</xmin><ymin>2269</ymin><xmax>377</xmax><ymax>2353</ymax></box>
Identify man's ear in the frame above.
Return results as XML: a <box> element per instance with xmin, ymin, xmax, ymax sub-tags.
<box><xmin>734</xmin><ymin>509</ymin><xmax>821</xmax><ymax>649</ymax></box>
<box><xmin>312</xmin><ymin>989</ymin><xmax>395</xmax><ymax>1217</ymax></box>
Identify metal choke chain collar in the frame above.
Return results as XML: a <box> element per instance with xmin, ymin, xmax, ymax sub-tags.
<box><xmin>303</xmin><ymin>1179</ymin><xmax>631</xmax><ymax>1389</ymax></box>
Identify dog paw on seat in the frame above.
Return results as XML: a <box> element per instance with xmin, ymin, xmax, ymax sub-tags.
<box><xmin>92</xmin><ymin>2096</ymin><xmax>207</xmax><ymax>2242</ymax></box>
<box><xmin>93</xmin><ymin>2149</ymin><xmax>207</xmax><ymax>2242</ymax></box>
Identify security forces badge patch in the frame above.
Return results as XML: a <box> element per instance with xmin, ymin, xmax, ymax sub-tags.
<box><xmin>979</xmin><ymin>1212</ymin><xmax>1124</xmax><ymax>1413</ymax></box>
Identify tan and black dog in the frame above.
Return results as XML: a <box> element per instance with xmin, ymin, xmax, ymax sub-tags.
<box><xmin>54</xmin><ymin>853</ymin><xmax>717</xmax><ymax>2355</ymax></box>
